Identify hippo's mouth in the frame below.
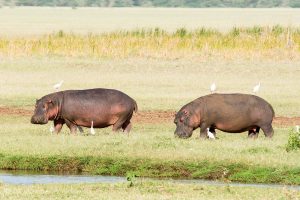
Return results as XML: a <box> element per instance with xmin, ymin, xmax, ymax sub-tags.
<box><xmin>31</xmin><ymin>116</ymin><xmax>48</xmax><ymax>124</ymax></box>
<box><xmin>174</xmin><ymin>125</ymin><xmax>193</xmax><ymax>139</ymax></box>
<box><xmin>174</xmin><ymin>129</ymin><xmax>193</xmax><ymax>139</ymax></box>
<box><xmin>175</xmin><ymin>133</ymin><xmax>191</xmax><ymax>139</ymax></box>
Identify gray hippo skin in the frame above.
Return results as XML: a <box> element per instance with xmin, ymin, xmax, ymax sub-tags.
<box><xmin>31</xmin><ymin>88</ymin><xmax>138</xmax><ymax>134</ymax></box>
<box><xmin>174</xmin><ymin>93</ymin><xmax>274</xmax><ymax>139</ymax></box>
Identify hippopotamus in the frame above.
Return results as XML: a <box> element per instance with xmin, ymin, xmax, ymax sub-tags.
<box><xmin>174</xmin><ymin>93</ymin><xmax>275</xmax><ymax>139</ymax></box>
<box><xmin>31</xmin><ymin>88</ymin><xmax>138</xmax><ymax>134</ymax></box>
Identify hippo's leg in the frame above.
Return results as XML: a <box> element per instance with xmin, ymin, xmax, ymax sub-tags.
<box><xmin>122</xmin><ymin>121</ymin><xmax>132</xmax><ymax>134</ymax></box>
<box><xmin>112</xmin><ymin>118</ymin><xmax>127</xmax><ymax>132</ymax></box>
<box><xmin>113</xmin><ymin>113</ymin><xmax>133</xmax><ymax>133</ymax></box>
<box><xmin>54</xmin><ymin>119</ymin><xmax>65</xmax><ymax>134</ymax></box>
<box><xmin>77</xmin><ymin>126</ymin><xmax>84</xmax><ymax>134</ymax></box>
<box><xmin>256</xmin><ymin>127</ymin><xmax>260</xmax><ymax>134</ymax></box>
<box><xmin>248</xmin><ymin>129</ymin><xmax>258</xmax><ymax>138</ymax></box>
<box><xmin>248</xmin><ymin>127</ymin><xmax>260</xmax><ymax>138</ymax></box>
<box><xmin>261</xmin><ymin>124</ymin><xmax>274</xmax><ymax>138</ymax></box>
<box><xmin>200</xmin><ymin>123</ymin><xmax>209</xmax><ymax>139</ymax></box>
<box><xmin>65</xmin><ymin>120</ymin><xmax>78</xmax><ymax>134</ymax></box>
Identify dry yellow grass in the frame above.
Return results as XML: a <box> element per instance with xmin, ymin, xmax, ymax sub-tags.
<box><xmin>0</xmin><ymin>26</ymin><xmax>299</xmax><ymax>60</ymax></box>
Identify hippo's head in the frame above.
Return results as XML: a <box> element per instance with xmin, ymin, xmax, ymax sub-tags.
<box><xmin>31</xmin><ymin>97</ymin><xmax>57</xmax><ymax>124</ymax></box>
<box><xmin>174</xmin><ymin>109</ymin><xmax>195</xmax><ymax>138</ymax></box>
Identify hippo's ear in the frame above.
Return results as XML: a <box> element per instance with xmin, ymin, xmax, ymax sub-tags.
<box><xmin>183</xmin><ymin>110</ymin><xmax>189</xmax><ymax>115</ymax></box>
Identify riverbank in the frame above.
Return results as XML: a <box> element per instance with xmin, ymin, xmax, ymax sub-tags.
<box><xmin>0</xmin><ymin>152</ymin><xmax>299</xmax><ymax>185</ymax></box>
<box><xmin>0</xmin><ymin>179</ymin><xmax>299</xmax><ymax>200</ymax></box>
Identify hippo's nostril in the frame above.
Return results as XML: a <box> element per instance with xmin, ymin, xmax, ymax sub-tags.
<box><xmin>31</xmin><ymin>116</ymin><xmax>48</xmax><ymax>124</ymax></box>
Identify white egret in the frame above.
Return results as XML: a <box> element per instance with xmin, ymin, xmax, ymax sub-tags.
<box><xmin>210</xmin><ymin>82</ymin><xmax>216</xmax><ymax>93</ymax></box>
<box><xmin>49</xmin><ymin>125</ymin><xmax>55</xmax><ymax>134</ymax></box>
<box><xmin>90</xmin><ymin>121</ymin><xmax>95</xmax><ymax>135</ymax></box>
<box><xmin>53</xmin><ymin>80</ymin><xmax>64</xmax><ymax>91</ymax></box>
<box><xmin>253</xmin><ymin>82</ymin><xmax>260</xmax><ymax>94</ymax></box>
<box><xmin>207</xmin><ymin>128</ymin><xmax>215</xmax><ymax>140</ymax></box>
<box><xmin>296</xmin><ymin>125</ymin><xmax>300</xmax><ymax>133</ymax></box>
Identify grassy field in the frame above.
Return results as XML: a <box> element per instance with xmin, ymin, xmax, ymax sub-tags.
<box><xmin>0</xmin><ymin>7</ymin><xmax>300</xmax><ymax>36</ymax></box>
<box><xmin>1</xmin><ymin>181</ymin><xmax>299</xmax><ymax>200</ymax></box>
<box><xmin>0</xmin><ymin>55</ymin><xmax>300</xmax><ymax>184</ymax></box>
<box><xmin>0</xmin><ymin>114</ymin><xmax>299</xmax><ymax>184</ymax></box>
<box><xmin>0</xmin><ymin>58</ymin><xmax>299</xmax><ymax>116</ymax></box>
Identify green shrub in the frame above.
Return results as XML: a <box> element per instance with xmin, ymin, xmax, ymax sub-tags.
<box><xmin>286</xmin><ymin>130</ymin><xmax>300</xmax><ymax>152</ymax></box>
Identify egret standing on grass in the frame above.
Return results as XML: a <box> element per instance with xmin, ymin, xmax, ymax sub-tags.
<box><xmin>253</xmin><ymin>82</ymin><xmax>260</xmax><ymax>94</ymax></box>
<box><xmin>53</xmin><ymin>80</ymin><xmax>64</xmax><ymax>91</ymax></box>
<box><xmin>90</xmin><ymin>121</ymin><xmax>95</xmax><ymax>135</ymax></box>
<box><xmin>296</xmin><ymin>125</ymin><xmax>300</xmax><ymax>133</ymax></box>
<box><xmin>207</xmin><ymin>128</ymin><xmax>215</xmax><ymax>140</ymax></box>
<box><xmin>49</xmin><ymin>124</ymin><xmax>55</xmax><ymax>134</ymax></box>
<box><xmin>210</xmin><ymin>82</ymin><xmax>216</xmax><ymax>93</ymax></box>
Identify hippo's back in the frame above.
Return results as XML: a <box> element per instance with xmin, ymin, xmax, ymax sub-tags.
<box><xmin>63</xmin><ymin>88</ymin><xmax>133</xmax><ymax>104</ymax></box>
<box><xmin>200</xmin><ymin>93</ymin><xmax>273</xmax><ymax>114</ymax></box>
<box><xmin>60</xmin><ymin>88</ymin><xmax>137</xmax><ymax>118</ymax></box>
<box><xmin>200</xmin><ymin>93</ymin><xmax>274</xmax><ymax>127</ymax></box>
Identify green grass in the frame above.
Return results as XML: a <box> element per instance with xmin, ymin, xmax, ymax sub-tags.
<box><xmin>0</xmin><ymin>115</ymin><xmax>299</xmax><ymax>184</ymax></box>
<box><xmin>0</xmin><ymin>57</ymin><xmax>299</xmax><ymax>116</ymax></box>
<box><xmin>1</xmin><ymin>181</ymin><xmax>299</xmax><ymax>200</ymax></box>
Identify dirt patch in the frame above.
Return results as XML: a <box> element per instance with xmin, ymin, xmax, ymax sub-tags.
<box><xmin>1</xmin><ymin>106</ymin><xmax>299</xmax><ymax>127</ymax></box>
<box><xmin>273</xmin><ymin>117</ymin><xmax>300</xmax><ymax>127</ymax></box>
<box><xmin>132</xmin><ymin>111</ymin><xmax>300</xmax><ymax>127</ymax></box>
<box><xmin>0</xmin><ymin>106</ymin><xmax>32</xmax><ymax>116</ymax></box>
<box><xmin>132</xmin><ymin>110</ymin><xmax>175</xmax><ymax>124</ymax></box>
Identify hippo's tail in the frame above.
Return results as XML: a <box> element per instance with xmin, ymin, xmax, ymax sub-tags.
<box><xmin>270</xmin><ymin>105</ymin><xmax>275</xmax><ymax>118</ymax></box>
<box><xmin>268</xmin><ymin>103</ymin><xmax>275</xmax><ymax>119</ymax></box>
<box><xmin>133</xmin><ymin>100</ymin><xmax>138</xmax><ymax>113</ymax></box>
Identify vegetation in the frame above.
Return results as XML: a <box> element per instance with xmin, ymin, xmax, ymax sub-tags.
<box><xmin>1</xmin><ymin>181</ymin><xmax>299</xmax><ymax>200</ymax></box>
<box><xmin>1</xmin><ymin>57</ymin><xmax>299</xmax><ymax>116</ymax></box>
<box><xmin>0</xmin><ymin>26</ymin><xmax>299</xmax><ymax>59</ymax></box>
<box><xmin>0</xmin><ymin>8</ymin><xmax>299</xmax><ymax>190</ymax></box>
<box><xmin>0</xmin><ymin>115</ymin><xmax>299</xmax><ymax>184</ymax></box>
<box><xmin>286</xmin><ymin>130</ymin><xmax>300</xmax><ymax>152</ymax></box>
<box><xmin>0</xmin><ymin>0</ymin><xmax>299</xmax><ymax>8</ymax></box>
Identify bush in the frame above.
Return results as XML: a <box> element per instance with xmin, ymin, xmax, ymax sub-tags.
<box><xmin>286</xmin><ymin>130</ymin><xmax>300</xmax><ymax>152</ymax></box>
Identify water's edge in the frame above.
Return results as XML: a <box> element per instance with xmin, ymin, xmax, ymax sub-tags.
<box><xmin>0</xmin><ymin>170</ymin><xmax>299</xmax><ymax>191</ymax></box>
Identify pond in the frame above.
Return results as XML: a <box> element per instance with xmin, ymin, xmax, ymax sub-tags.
<box><xmin>0</xmin><ymin>170</ymin><xmax>299</xmax><ymax>191</ymax></box>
